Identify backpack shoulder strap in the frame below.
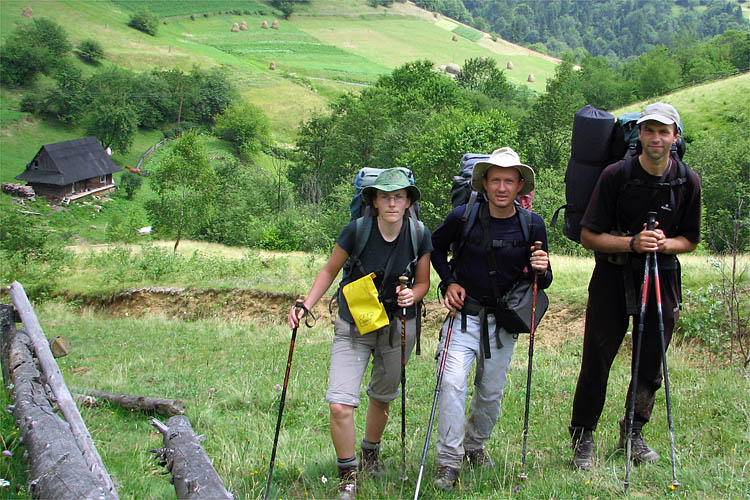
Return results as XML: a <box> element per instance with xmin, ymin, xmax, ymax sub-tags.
<box><xmin>352</xmin><ymin>216</ymin><xmax>372</xmax><ymax>261</ymax></box>
<box><xmin>408</xmin><ymin>217</ymin><xmax>424</xmax><ymax>262</ymax></box>
<box><xmin>515</xmin><ymin>201</ymin><xmax>531</xmax><ymax>245</ymax></box>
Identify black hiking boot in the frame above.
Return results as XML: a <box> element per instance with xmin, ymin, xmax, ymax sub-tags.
<box><xmin>570</xmin><ymin>426</ymin><xmax>595</xmax><ymax>471</ymax></box>
<box><xmin>433</xmin><ymin>465</ymin><xmax>460</xmax><ymax>490</ymax></box>
<box><xmin>618</xmin><ymin>419</ymin><xmax>659</xmax><ymax>464</ymax></box>
<box><xmin>336</xmin><ymin>464</ymin><xmax>357</xmax><ymax>500</ymax></box>
<box><xmin>464</xmin><ymin>448</ymin><xmax>495</xmax><ymax>468</ymax></box>
<box><xmin>359</xmin><ymin>442</ymin><xmax>384</xmax><ymax>479</ymax></box>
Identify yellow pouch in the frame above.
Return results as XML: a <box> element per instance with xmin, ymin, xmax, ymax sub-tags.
<box><xmin>342</xmin><ymin>272</ymin><xmax>390</xmax><ymax>335</ymax></box>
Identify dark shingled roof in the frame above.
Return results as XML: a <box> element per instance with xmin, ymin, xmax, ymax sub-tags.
<box><xmin>16</xmin><ymin>136</ymin><xmax>122</xmax><ymax>185</ymax></box>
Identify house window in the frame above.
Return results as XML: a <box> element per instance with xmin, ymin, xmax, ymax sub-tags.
<box><xmin>100</xmin><ymin>175</ymin><xmax>107</xmax><ymax>184</ymax></box>
<box><xmin>31</xmin><ymin>160</ymin><xmax>39</xmax><ymax>170</ymax></box>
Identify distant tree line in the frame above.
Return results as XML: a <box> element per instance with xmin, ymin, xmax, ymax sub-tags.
<box><xmin>415</xmin><ymin>0</ymin><xmax>749</xmax><ymax>61</ymax></box>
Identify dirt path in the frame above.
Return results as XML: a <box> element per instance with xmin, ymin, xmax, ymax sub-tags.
<box><xmin>78</xmin><ymin>287</ymin><xmax>584</xmax><ymax>348</ymax></box>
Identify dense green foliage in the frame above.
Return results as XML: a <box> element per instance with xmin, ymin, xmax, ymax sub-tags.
<box><xmin>127</xmin><ymin>8</ymin><xmax>159</xmax><ymax>36</ymax></box>
<box><xmin>75</xmin><ymin>39</ymin><xmax>105</xmax><ymax>64</ymax></box>
<box><xmin>145</xmin><ymin>131</ymin><xmax>217</xmax><ymax>252</ymax></box>
<box><xmin>0</xmin><ymin>17</ymin><xmax>72</xmax><ymax>86</ymax></box>
<box><xmin>459</xmin><ymin>0</ymin><xmax>749</xmax><ymax>60</ymax></box>
<box><xmin>213</xmin><ymin>102</ymin><xmax>271</xmax><ymax>160</ymax></box>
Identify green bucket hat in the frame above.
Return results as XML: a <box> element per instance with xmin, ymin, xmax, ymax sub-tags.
<box><xmin>361</xmin><ymin>168</ymin><xmax>421</xmax><ymax>205</ymax></box>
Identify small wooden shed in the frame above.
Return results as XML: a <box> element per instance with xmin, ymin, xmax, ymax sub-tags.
<box><xmin>15</xmin><ymin>137</ymin><xmax>122</xmax><ymax>203</ymax></box>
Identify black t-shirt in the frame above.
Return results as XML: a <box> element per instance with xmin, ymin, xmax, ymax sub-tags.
<box><xmin>431</xmin><ymin>204</ymin><xmax>552</xmax><ymax>301</ymax></box>
<box><xmin>582</xmin><ymin>156</ymin><xmax>702</xmax><ymax>240</ymax></box>
<box><xmin>336</xmin><ymin>217</ymin><xmax>433</xmax><ymax>322</ymax></box>
<box><xmin>582</xmin><ymin>155</ymin><xmax>702</xmax><ymax>268</ymax></box>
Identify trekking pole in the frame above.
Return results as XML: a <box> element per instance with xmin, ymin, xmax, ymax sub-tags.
<box><xmin>264</xmin><ymin>297</ymin><xmax>308</xmax><ymax>500</ymax></box>
<box><xmin>624</xmin><ymin>212</ymin><xmax>656</xmax><ymax>494</ymax></box>
<box><xmin>519</xmin><ymin>241</ymin><xmax>544</xmax><ymax>480</ymax></box>
<box><xmin>414</xmin><ymin>311</ymin><xmax>456</xmax><ymax>500</ymax></box>
<box><xmin>650</xmin><ymin>234</ymin><xmax>680</xmax><ymax>490</ymax></box>
<box><xmin>399</xmin><ymin>276</ymin><xmax>409</xmax><ymax>482</ymax></box>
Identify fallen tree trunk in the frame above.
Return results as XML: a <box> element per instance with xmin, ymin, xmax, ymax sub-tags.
<box><xmin>9</xmin><ymin>282</ymin><xmax>118</xmax><ymax>497</ymax></box>
<box><xmin>151</xmin><ymin>416</ymin><xmax>233</xmax><ymax>500</ymax></box>
<box><xmin>71</xmin><ymin>387</ymin><xmax>185</xmax><ymax>416</ymax></box>
<box><xmin>5</xmin><ymin>320</ymin><xmax>116</xmax><ymax>499</ymax></box>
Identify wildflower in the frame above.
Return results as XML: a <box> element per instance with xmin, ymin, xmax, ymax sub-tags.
<box><xmin>209</xmin><ymin>387</ymin><xmax>216</xmax><ymax>393</ymax></box>
<box><xmin>321</xmin><ymin>475</ymin><xmax>328</xmax><ymax>484</ymax></box>
<box><xmin>2</xmin><ymin>450</ymin><xmax>11</xmax><ymax>457</ymax></box>
<box><xmin>585</xmin><ymin>480</ymin><xmax>590</xmax><ymax>485</ymax></box>
<box><xmin>275</xmin><ymin>384</ymin><xmax>281</xmax><ymax>390</ymax></box>
<box><xmin>669</xmin><ymin>485</ymin><xmax>676</xmax><ymax>491</ymax></box>
<box><xmin>512</xmin><ymin>485</ymin><xmax>520</xmax><ymax>493</ymax></box>
<box><xmin>0</xmin><ymin>479</ymin><xmax>9</xmax><ymax>487</ymax></box>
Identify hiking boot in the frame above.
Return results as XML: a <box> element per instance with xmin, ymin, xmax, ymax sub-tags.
<box><xmin>570</xmin><ymin>426</ymin><xmax>595</xmax><ymax>471</ymax></box>
<box><xmin>618</xmin><ymin>419</ymin><xmax>659</xmax><ymax>464</ymax></box>
<box><xmin>336</xmin><ymin>465</ymin><xmax>357</xmax><ymax>500</ymax></box>
<box><xmin>433</xmin><ymin>465</ymin><xmax>459</xmax><ymax>490</ymax></box>
<box><xmin>360</xmin><ymin>444</ymin><xmax>385</xmax><ymax>479</ymax></box>
<box><xmin>464</xmin><ymin>448</ymin><xmax>495</xmax><ymax>468</ymax></box>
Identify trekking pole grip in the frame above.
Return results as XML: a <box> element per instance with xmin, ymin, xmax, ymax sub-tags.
<box><xmin>533</xmin><ymin>241</ymin><xmax>543</xmax><ymax>273</ymax></box>
<box><xmin>646</xmin><ymin>211</ymin><xmax>657</xmax><ymax>231</ymax></box>
<box><xmin>399</xmin><ymin>275</ymin><xmax>409</xmax><ymax>289</ymax></box>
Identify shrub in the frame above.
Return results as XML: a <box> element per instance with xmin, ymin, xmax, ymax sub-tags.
<box><xmin>76</xmin><ymin>39</ymin><xmax>104</xmax><ymax>64</ymax></box>
<box><xmin>120</xmin><ymin>171</ymin><xmax>143</xmax><ymax>200</ymax></box>
<box><xmin>128</xmin><ymin>9</ymin><xmax>159</xmax><ymax>36</ymax></box>
<box><xmin>213</xmin><ymin>102</ymin><xmax>270</xmax><ymax>159</ymax></box>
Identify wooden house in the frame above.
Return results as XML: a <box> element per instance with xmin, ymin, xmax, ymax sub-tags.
<box><xmin>16</xmin><ymin>137</ymin><xmax>122</xmax><ymax>203</ymax></box>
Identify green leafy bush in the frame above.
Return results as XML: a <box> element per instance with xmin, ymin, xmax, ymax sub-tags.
<box><xmin>76</xmin><ymin>39</ymin><xmax>104</xmax><ymax>64</ymax></box>
<box><xmin>128</xmin><ymin>9</ymin><xmax>159</xmax><ymax>36</ymax></box>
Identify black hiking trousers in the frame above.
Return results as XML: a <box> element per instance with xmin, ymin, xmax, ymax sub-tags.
<box><xmin>571</xmin><ymin>259</ymin><xmax>680</xmax><ymax>431</ymax></box>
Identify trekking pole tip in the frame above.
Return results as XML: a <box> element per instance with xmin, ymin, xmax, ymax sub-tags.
<box><xmin>518</xmin><ymin>472</ymin><xmax>528</xmax><ymax>481</ymax></box>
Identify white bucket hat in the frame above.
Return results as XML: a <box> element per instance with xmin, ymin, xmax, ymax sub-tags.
<box><xmin>471</xmin><ymin>147</ymin><xmax>535</xmax><ymax>196</ymax></box>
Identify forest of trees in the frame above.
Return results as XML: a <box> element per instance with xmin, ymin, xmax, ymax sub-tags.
<box><xmin>416</xmin><ymin>0</ymin><xmax>749</xmax><ymax>62</ymax></box>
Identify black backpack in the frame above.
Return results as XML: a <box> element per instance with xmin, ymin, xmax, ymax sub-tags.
<box><xmin>551</xmin><ymin>104</ymin><xmax>687</xmax><ymax>243</ymax></box>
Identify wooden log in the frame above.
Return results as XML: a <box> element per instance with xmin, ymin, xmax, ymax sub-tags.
<box><xmin>1</xmin><ymin>304</ymin><xmax>15</xmax><ymax>394</ymax></box>
<box><xmin>151</xmin><ymin>416</ymin><xmax>233</xmax><ymax>500</ymax></box>
<box><xmin>71</xmin><ymin>387</ymin><xmax>185</xmax><ymax>416</ymax></box>
<box><xmin>9</xmin><ymin>282</ymin><xmax>118</xmax><ymax>498</ymax></box>
<box><xmin>49</xmin><ymin>336</ymin><xmax>71</xmax><ymax>358</ymax></box>
<box><xmin>8</xmin><ymin>326</ymin><xmax>116</xmax><ymax>499</ymax></box>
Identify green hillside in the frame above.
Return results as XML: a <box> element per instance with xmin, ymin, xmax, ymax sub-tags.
<box><xmin>0</xmin><ymin>0</ymin><xmax>557</xmax><ymax>149</ymax></box>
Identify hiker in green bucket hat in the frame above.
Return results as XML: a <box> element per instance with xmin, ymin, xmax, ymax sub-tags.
<box><xmin>288</xmin><ymin>168</ymin><xmax>432</xmax><ymax>500</ymax></box>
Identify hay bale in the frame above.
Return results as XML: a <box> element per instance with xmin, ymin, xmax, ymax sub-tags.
<box><xmin>507</xmin><ymin>61</ymin><xmax>514</xmax><ymax>70</ymax></box>
<box><xmin>262</xmin><ymin>20</ymin><xmax>269</xmax><ymax>29</ymax></box>
<box><xmin>240</xmin><ymin>21</ymin><xmax>247</xmax><ymax>31</ymax></box>
<box><xmin>22</xmin><ymin>6</ymin><xmax>33</xmax><ymax>18</ymax></box>
<box><xmin>269</xmin><ymin>62</ymin><xmax>276</xmax><ymax>70</ymax></box>
<box><xmin>445</xmin><ymin>63</ymin><xmax>461</xmax><ymax>75</ymax></box>
<box><xmin>527</xmin><ymin>73</ymin><xmax>535</xmax><ymax>82</ymax></box>
<box><xmin>271</xmin><ymin>19</ymin><xmax>279</xmax><ymax>29</ymax></box>
<box><xmin>451</xmin><ymin>34</ymin><xmax>458</xmax><ymax>42</ymax></box>
<box><xmin>231</xmin><ymin>22</ymin><xmax>239</xmax><ymax>32</ymax></box>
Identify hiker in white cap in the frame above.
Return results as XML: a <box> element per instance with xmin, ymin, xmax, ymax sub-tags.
<box><xmin>569</xmin><ymin>102</ymin><xmax>702</xmax><ymax>470</ymax></box>
<box><xmin>429</xmin><ymin>147</ymin><xmax>552</xmax><ymax>490</ymax></box>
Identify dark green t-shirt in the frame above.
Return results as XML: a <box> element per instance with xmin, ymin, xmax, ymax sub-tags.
<box><xmin>336</xmin><ymin>217</ymin><xmax>433</xmax><ymax>323</ymax></box>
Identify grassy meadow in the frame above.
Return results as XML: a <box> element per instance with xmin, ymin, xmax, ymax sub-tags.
<box><xmin>0</xmin><ymin>244</ymin><xmax>747</xmax><ymax>499</ymax></box>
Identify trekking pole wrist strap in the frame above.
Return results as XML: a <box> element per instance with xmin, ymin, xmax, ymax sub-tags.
<box><xmin>297</xmin><ymin>303</ymin><xmax>317</xmax><ymax>327</ymax></box>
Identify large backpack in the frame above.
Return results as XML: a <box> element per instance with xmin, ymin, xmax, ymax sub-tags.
<box><xmin>550</xmin><ymin>104</ymin><xmax>687</xmax><ymax>243</ymax></box>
